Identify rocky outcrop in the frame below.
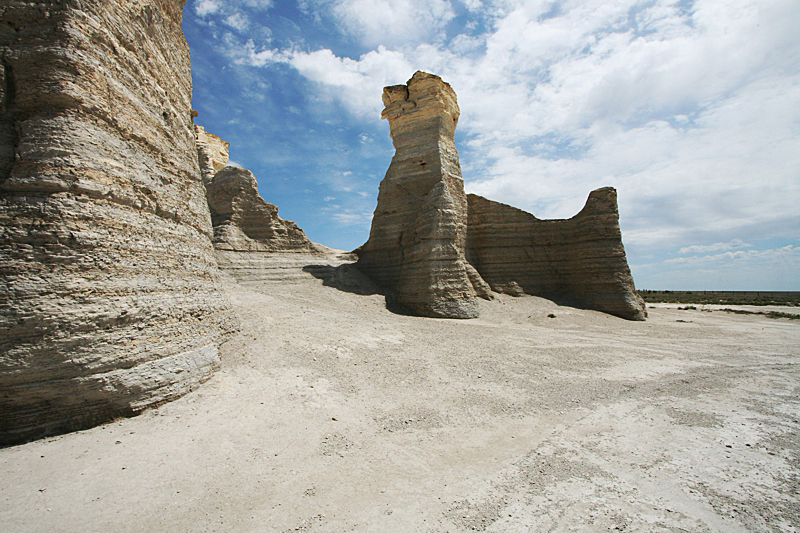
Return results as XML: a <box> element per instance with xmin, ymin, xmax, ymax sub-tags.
<box><xmin>355</xmin><ymin>72</ymin><xmax>480</xmax><ymax>318</ymax></box>
<box><xmin>206</xmin><ymin>166</ymin><xmax>321</xmax><ymax>253</ymax></box>
<box><xmin>195</xmin><ymin>124</ymin><xmax>229</xmax><ymax>184</ymax></box>
<box><xmin>206</xmin><ymin>165</ymin><xmax>327</xmax><ymax>281</ymax></box>
<box><xmin>357</xmin><ymin>72</ymin><xmax>645</xmax><ymax>321</ymax></box>
<box><xmin>467</xmin><ymin>190</ymin><xmax>647</xmax><ymax>320</ymax></box>
<box><xmin>0</xmin><ymin>1</ymin><xmax>236</xmax><ymax>445</ymax></box>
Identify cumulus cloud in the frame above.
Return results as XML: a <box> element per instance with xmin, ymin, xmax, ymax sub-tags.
<box><xmin>331</xmin><ymin>210</ymin><xmax>374</xmax><ymax>227</ymax></box>
<box><xmin>665</xmin><ymin>245</ymin><xmax>799</xmax><ymax>265</ymax></box>
<box><xmin>224</xmin><ymin>12</ymin><xmax>250</xmax><ymax>31</ymax></box>
<box><xmin>193</xmin><ymin>0</ymin><xmax>273</xmax><ymax>28</ymax></box>
<box><xmin>240</xmin><ymin>0</ymin><xmax>273</xmax><ymax>9</ymax></box>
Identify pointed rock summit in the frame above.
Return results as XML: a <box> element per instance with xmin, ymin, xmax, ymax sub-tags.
<box><xmin>356</xmin><ymin>72</ymin><xmax>481</xmax><ymax>318</ymax></box>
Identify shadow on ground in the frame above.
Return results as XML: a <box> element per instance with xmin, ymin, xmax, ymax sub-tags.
<box><xmin>302</xmin><ymin>264</ymin><xmax>413</xmax><ymax>316</ymax></box>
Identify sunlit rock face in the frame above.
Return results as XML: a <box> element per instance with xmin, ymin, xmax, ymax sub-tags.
<box><xmin>355</xmin><ymin>71</ymin><xmax>480</xmax><ymax>319</ymax></box>
<box><xmin>0</xmin><ymin>0</ymin><xmax>236</xmax><ymax>445</ymax></box>
<box><xmin>195</xmin><ymin>123</ymin><xmax>327</xmax><ymax>282</ymax></box>
<box><xmin>195</xmin><ymin>124</ymin><xmax>230</xmax><ymax>184</ymax></box>
<box><xmin>206</xmin><ymin>165</ymin><xmax>322</xmax><ymax>254</ymax></box>
<box><xmin>466</xmin><ymin>190</ymin><xmax>647</xmax><ymax>321</ymax></box>
<box><xmin>357</xmin><ymin>71</ymin><xmax>645</xmax><ymax>321</ymax></box>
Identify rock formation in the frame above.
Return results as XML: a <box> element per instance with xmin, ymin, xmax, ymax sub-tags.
<box><xmin>355</xmin><ymin>72</ymin><xmax>480</xmax><ymax>318</ymax></box>
<box><xmin>0</xmin><ymin>1</ymin><xmax>236</xmax><ymax>445</ymax></box>
<box><xmin>206</xmin><ymin>165</ymin><xmax>322</xmax><ymax>254</ymax></box>
<box><xmin>194</xmin><ymin>125</ymin><xmax>327</xmax><ymax>281</ymax></box>
<box><xmin>357</xmin><ymin>72</ymin><xmax>646</xmax><ymax>321</ymax></box>
<box><xmin>467</xmin><ymin>190</ymin><xmax>647</xmax><ymax>321</ymax></box>
<box><xmin>195</xmin><ymin>125</ymin><xmax>230</xmax><ymax>184</ymax></box>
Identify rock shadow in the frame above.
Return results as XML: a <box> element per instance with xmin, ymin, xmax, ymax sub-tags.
<box><xmin>302</xmin><ymin>264</ymin><xmax>413</xmax><ymax>316</ymax></box>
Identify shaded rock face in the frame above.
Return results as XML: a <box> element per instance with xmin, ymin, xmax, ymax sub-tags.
<box><xmin>467</xmin><ymin>190</ymin><xmax>647</xmax><ymax>321</ymax></box>
<box><xmin>0</xmin><ymin>1</ymin><xmax>236</xmax><ymax>445</ymax></box>
<box><xmin>357</xmin><ymin>72</ymin><xmax>645</xmax><ymax>321</ymax></box>
<box><xmin>356</xmin><ymin>71</ymin><xmax>479</xmax><ymax>318</ymax></box>
<box><xmin>206</xmin><ymin>165</ymin><xmax>322</xmax><ymax>254</ymax></box>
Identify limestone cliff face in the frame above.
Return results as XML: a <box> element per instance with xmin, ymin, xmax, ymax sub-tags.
<box><xmin>206</xmin><ymin>166</ymin><xmax>321</xmax><ymax>254</ymax></box>
<box><xmin>195</xmin><ymin>124</ymin><xmax>229</xmax><ymax>184</ymax></box>
<box><xmin>356</xmin><ymin>71</ymin><xmax>479</xmax><ymax>318</ymax></box>
<box><xmin>0</xmin><ymin>0</ymin><xmax>236</xmax><ymax>445</ymax></box>
<box><xmin>466</xmin><ymin>190</ymin><xmax>647</xmax><ymax>320</ymax></box>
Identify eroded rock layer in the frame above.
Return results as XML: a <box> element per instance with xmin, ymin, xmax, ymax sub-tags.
<box><xmin>206</xmin><ymin>166</ymin><xmax>322</xmax><ymax>254</ymax></box>
<box><xmin>0</xmin><ymin>0</ymin><xmax>236</xmax><ymax>445</ymax></box>
<box><xmin>195</xmin><ymin>125</ymin><xmax>230</xmax><ymax>184</ymax></box>
<box><xmin>357</xmin><ymin>71</ymin><xmax>645</xmax><ymax>321</ymax></box>
<box><xmin>466</xmin><ymin>190</ymin><xmax>647</xmax><ymax>320</ymax></box>
<box><xmin>355</xmin><ymin>71</ymin><xmax>479</xmax><ymax>318</ymax></box>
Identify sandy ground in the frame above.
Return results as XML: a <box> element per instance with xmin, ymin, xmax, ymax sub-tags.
<box><xmin>2</xmin><ymin>261</ymin><xmax>799</xmax><ymax>533</ymax></box>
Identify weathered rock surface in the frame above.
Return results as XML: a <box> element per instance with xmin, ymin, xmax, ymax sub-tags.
<box><xmin>357</xmin><ymin>72</ymin><xmax>645</xmax><ymax>321</ymax></box>
<box><xmin>0</xmin><ymin>0</ymin><xmax>236</xmax><ymax>445</ymax></box>
<box><xmin>467</xmin><ymin>190</ymin><xmax>647</xmax><ymax>320</ymax></box>
<box><xmin>206</xmin><ymin>165</ymin><xmax>322</xmax><ymax>254</ymax></box>
<box><xmin>356</xmin><ymin>71</ymin><xmax>480</xmax><ymax>318</ymax></box>
<box><xmin>195</xmin><ymin>124</ymin><xmax>229</xmax><ymax>184</ymax></box>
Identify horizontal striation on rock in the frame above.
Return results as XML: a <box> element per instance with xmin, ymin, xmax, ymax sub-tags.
<box><xmin>195</xmin><ymin>124</ymin><xmax>230</xmax><ymax>184</ymax></box>
<box><xmin>466</xmin><ymin>189</ymin><xmax>647</xmax><ymax>320</ymax></box>
<box><xmin>206</xmin><ymin>165</ymin><xmax>323</xmax><ymax>254</ymax></box>
<box><xmin>356</xmin><ymin>71</ymin><xmax>480</xmax><ymax>318</ymax></box>
<box><xmin>0</xmin><ymin>0</ymin><xmax>236</xmax><ymax>445</ymax></box>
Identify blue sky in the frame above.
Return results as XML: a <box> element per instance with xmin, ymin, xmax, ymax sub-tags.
<box><xmin>183</xmin><ymin>0</ymin><xmax>800</xmax><ymax>291</ymax></box>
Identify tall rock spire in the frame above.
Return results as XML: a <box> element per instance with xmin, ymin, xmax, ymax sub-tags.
<box><xmin>356</xmin><ymin>72</ymin><xmax>481</xmax><ymax>318</ymax></box>
<box><xmin>357</xmin><ymin>71</ymin><xmax>646</xmax><ymax>321</ymax></box>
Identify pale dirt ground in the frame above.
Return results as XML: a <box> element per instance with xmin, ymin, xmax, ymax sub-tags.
<box><xmin>2</xmin><ymin>258</ymin><xmax>799</xmax><ymax>533</ymax></box>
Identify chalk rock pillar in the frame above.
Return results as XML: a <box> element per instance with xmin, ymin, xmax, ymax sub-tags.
<box><xmin>0</xmin><ymin>0</ymin><xmax>236</xmax><ymax>445</ymax></box>
<box><xmin>356</xmin><ymin>72</ymin><xmax>480</xmax><ymax>318</ymax></box>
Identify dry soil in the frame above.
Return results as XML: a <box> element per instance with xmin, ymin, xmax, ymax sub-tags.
<box><xmin>2</xmin><ymin>258</ymin><xmax>798</xmax><ymax>532</ymax></box>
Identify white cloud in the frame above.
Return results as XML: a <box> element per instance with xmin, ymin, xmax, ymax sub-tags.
<box><xmin>193</xmin><ymin>0</ymin><xmax>273</xmax><ymax>26</ymax></box>
<box><xmin>225</xmin><ymin>12</ymin><xmax>250</xmax><ymax>31</ymax></box>
<box><xmin>195</xmin><ymin>0</ymin><xmax>221</xmax><ymax>16</ymax></box>
<box><xmin>665</xmin><ymin>245</ymin><xmax>799</xmax><ymax>265</ymax></box>
<box><xmin>331</xmin><ymin>211</ymin><xmax>374</xmax><ymax>227</ymax></box>
<box><xmin>226</xmin><ymin>38</ymin><xmax>290</xmax><ymax>67</ymax></box>
<box><xmin>679</xmin><ymin>239</ymin><xmax>753</xmax><ymax>255</ymax></box>
<box><xmin>240</xmin><ymin>0</ymin><xmax>273</xmax><ymax>9</ymax></box>
<box><xmin>324</xmin><ymin>0</ymin><xmax>456</xmax><ymax>48</ymax></box>
<box><xmin>297</xmin><ymin>50</ymin><xmax>410</xmax><ymax>112</ymax></box>
<box><xmin>632</xmin><ymin>245</ymin><xmax>800</xmax><ymax>290</ymax></box>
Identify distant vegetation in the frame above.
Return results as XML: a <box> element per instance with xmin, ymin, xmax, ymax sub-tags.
<box><xmin>720</xmin><ymin>308</ymin><xmax>800</xmax><ymax>320</ymax></box>
<box><xmin>639</xmin><ymin>290</ymin><xmax>799</xmax><ymax>307</ymax></box>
